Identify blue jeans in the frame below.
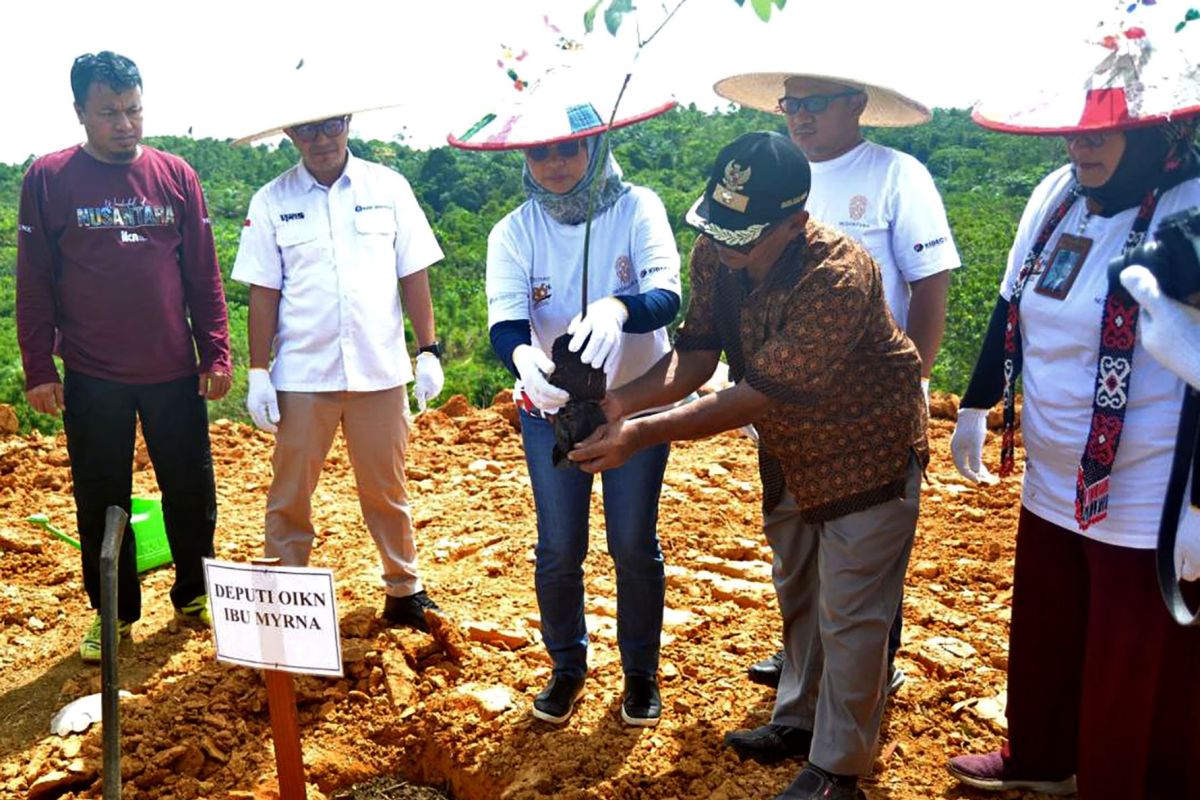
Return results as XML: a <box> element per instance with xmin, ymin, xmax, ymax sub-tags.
<box><xmin>520</xmin><ymin>410</ymin><xmax>669</xmax><ymax>680</ymax></box>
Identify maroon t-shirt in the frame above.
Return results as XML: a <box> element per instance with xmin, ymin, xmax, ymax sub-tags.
<box><xmin>16</xmin><ymin>145</ymin><xmax>231</xmax><ymax>388</ymax></box>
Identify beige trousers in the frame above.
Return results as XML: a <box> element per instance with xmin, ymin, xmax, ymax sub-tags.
<box><xmin>264</xmin><ymin>386</ymin><xmax>422</xmax><ymax>597</ymax></box>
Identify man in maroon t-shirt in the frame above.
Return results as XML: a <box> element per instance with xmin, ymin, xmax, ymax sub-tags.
<box><xmin>15</xmin><ymin>51</ymin><xmax>232</xmax><ymax>663</ymax></box>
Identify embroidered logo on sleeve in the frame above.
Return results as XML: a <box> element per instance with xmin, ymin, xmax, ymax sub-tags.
<box><xmin>913</xmin><ymin>236</ymin><xmax>947</xmax><ymax>253</ymax></box>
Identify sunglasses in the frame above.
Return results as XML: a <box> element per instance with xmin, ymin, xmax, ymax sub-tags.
<box><xmin>291</xmin><ymin>116</ymin><xmax>350</xmax><ymax>142</ymax></box>
<box><xmin>526</xmin><ymin>140</ymin><xmax>583</xmax><ymax>162</ymax></box>
<box><xmin>1064</xmin><ymin>132</ymin><xmax>1109</xmax><ymax>149</ymax></box>
<box><xmin>777</xmin><ymin>90</ymin><xmax>863</xmax><ymax>115</ymax></box>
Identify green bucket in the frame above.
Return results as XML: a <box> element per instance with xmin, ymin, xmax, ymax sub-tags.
<box><xmin>26</xmin><ymin>496</ymin><xmax>173</xmax><ymax>573</ymax></box>
<box><xmin>129</xmin><ymin>497</ymin><xmax>172</xmax><ymax>572</ymax></box>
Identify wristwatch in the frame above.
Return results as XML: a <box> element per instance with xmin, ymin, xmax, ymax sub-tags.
<box><xmin>418</xmin><ymin>341</ymin><xmax>444</xmax><ymax>359</ymax></box>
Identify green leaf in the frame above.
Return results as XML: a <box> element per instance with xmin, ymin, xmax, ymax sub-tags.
<box><xmin>750</xmin><ymin>0</ymin><xmax>774</xmax><ymax>20</ymax></box>
<box><xmin>583</xmin><ymin>0</ymin><xmax>604</xmax><ymax>33</ymax></box>
<box><xmin>773</xmin><ymin>0</ymin><xmax>787</xmax><ymax>10</ymax></box>
<box><xmin>604</xmin><ymin>0</ymin><xmax>636</xmax><ymax>36</ymax></box>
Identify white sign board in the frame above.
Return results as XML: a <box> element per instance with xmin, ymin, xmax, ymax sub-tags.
<box><xmin>203</xmin><ymin>559</ymin><xmax>343</xmax><ymax>677</ymax></box>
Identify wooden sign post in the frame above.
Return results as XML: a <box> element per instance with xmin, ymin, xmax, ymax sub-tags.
<box><xmin>204</xmin><ymin>557</ymin><xmax>343</xmax><ymax>800</ymax></box>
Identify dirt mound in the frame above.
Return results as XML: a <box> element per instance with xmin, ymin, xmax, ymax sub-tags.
<box><xmin>1</xmin><ymin>396</ymin><xmax>1029</xmax><ymax>799</ymax></box>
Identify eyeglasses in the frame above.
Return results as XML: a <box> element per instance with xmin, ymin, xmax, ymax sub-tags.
<box><xmin>777</xmin><ymin>90</ymin><xmax>863</xmax><ymax>115</ymax></box>
<box><xmin>526</xmin><ymin>140</ymin><xmax>582</xmax><ymax>162</ymax></box>
<box><xmin>291</xmin><ymin>116</ymin><xmax>350</xmax><ymax>142</ymax></box>
<box><xmin>1064</xmin><ymin>132</ymin><xmax>1109</xmax><ymax>149</ymax></box>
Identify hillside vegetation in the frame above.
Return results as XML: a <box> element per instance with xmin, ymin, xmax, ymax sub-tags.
<box><xmin>0</xmin><ymin>106</ymin><xmax>1066</xmax><ymax>432</ymax></box>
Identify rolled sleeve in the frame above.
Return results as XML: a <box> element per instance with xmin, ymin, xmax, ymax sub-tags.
<box><xmin>673</xmin><ymin>236</ymin><xmax>722</xmax><ymax>352</ymax></box>
<box><xmin>632</xmin><ymin>189</ymin><xmax>682</xmax><ymax>295</ymax></box>
<box><xmin>231</xmin><ymin>190</ymin><xmax>283</xmax><ymax>289</ymax></box>
<box><xmin>743</xmin><ymin>257</ymin><xmax>869</xmax><ymax>403</ymax></box>
<box><xmin>486</xmin><ymin>222</ymin><xmax>533</xmax><ymax>328</ymax></box>
<box><xmin>392</xmin><ymin>175</ymin><xmax>443</xmax><ymax>278</ymax></box>
<box><xmin>890</xmin><ymin>156</ymin><xmax>961</xmax><ymax>283</ymax></box>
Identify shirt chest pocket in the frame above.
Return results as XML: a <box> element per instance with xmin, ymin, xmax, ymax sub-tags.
<box><xmin>354</xmin><ymin>209</ymin><xmax>397</xmax><ymax>238</ymax></box>
<box><xmin>275</xmin><ymin>223</ymin><xmax>320</xmax><ymax>251</ymax></box>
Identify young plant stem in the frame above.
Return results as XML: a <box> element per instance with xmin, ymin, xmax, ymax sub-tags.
<box><xmin>578</xmin><ymin>0</ymin><xmax>691</xmax><ymax>319</ymax></box>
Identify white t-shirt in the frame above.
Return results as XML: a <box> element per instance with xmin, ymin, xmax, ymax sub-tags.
<box><xmin>807</xmin><ymin>140</ymin><xmax>961</xmax><ymax>329</ymax></box>
<box><xmin>1001</xmin><ymin>164</ymin><xmax>1200</xmax><ymax>549</ymax></box>
<box><xmin>487</xmin><ymin>186</ymin><xmax>681</xmax><ymax>404</ymax></box>
<box><xmin>232</xmin><ymin>155</ymin><xmax>444</xmax><ymax>392</ymax></box>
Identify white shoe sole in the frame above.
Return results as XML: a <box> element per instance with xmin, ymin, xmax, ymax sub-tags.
<box><xmin>949</xmin><ymin>767</ymin><xmax>1077</xmax><ymax>796</ymax></box>
<box><xmin>620</xmin><ymin>707</ymin><xmax>661</xmax><ymax>727</ymax></box>
<box><xmin>531</xmin><ymin>695</ymin><xmax>581</xmax><ymax>725</ymax></box>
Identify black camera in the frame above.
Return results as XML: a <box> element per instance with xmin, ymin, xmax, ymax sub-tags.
<box><xmin>1108</xmin><ymin>207</ymin><xmax>1200</xmax><ymax>307</ymax></box>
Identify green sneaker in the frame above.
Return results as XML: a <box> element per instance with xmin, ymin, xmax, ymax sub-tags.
<box><xmin>79</xmin><ymin>615</ymin><xmax>132</xmax><ymax>663</ymax></box>
<box><xmin>177</xmin><ymin>594</ymin><xmax>211</xmax><ymax>626</ymax></box>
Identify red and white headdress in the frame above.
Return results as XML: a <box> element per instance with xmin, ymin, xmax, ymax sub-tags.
<box><xmin>973</xmin><ymin>8</ymin><xmax>1200</xmax><ymax>134</ymax></box>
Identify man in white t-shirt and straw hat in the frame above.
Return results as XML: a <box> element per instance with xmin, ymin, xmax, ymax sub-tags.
<box><xmin>711</xmin><ymin>67</ymin><xmax>960</xmax><ymax>742</ymax></box>
<box><xmin>231</xmin><ymin>95</ymin><xmax>447</xmax><ymax>631</ymax></box>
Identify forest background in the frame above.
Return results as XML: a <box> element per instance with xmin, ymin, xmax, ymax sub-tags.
<box><xmin>0</xmin><ymin>105</ymin><xmax>1068</xmax><ymax>433</ymax></box>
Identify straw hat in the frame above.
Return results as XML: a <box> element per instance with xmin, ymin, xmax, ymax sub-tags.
<box><xmin>713</xmin><ymin>71</ymin><xmax>931</xmax><ymax>128</ymax></box>
<box><xmin>972</xmin><ymin>17</ymin><xmax>1200</xmax><ymax>134</ymax></box>
<box><xmin>231</xmin><ymin>61</ymin><xmax>407</xmax><ymax>145</ymax></box>
<box><xmin>448</xmin><ymin>61</ymin><xmax>675</xmax><ymax>151</ymax></box>
<box><xmin>234</xmin><ymin>102</ymin><xmax>400</xmax><ymax>146</ymax></box>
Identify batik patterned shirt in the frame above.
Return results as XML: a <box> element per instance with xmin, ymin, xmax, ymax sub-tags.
<box><xmin>675</xmin><ymin>221</ymin><xmax>928</xmax><ymax>520</ymax></box>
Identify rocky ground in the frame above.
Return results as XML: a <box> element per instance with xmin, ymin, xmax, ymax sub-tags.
<box><xmin>0</xmin><ymin>392</ymin><xmax>1055</xmax><ymax>800</ymax></box>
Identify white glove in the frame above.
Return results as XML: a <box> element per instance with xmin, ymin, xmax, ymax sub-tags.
<box><xmin>567</xmin><ymin>296</ymin><xmax>629</xmax><ymax>373</ymax></box>
<box><xmin>512</xmin><ymin>344</ymin><xmax>570</xmax><ymax>414</ymax></box>
<box><xmin>246</xmin><ymin>368</ymin><xmax>280</xmax><ymax>433</ymax></box>
<box><xmin>414</xmin><ymin>352</ymin><xmax>444</xmax><ymax>412</ymax></box>
<box><xmin>1178</xmin><ymin>503</ymin><xmax>1200</xmax><ymax>582</ymax></box>
<box><xmin>951</xmin><ymin>407</ymin><xmax>993</xmax><ymax>484</ymax></box>
<box><xmin>921</xmin><ymin>378</ymin><xmax>930</xmax><ymax>410</ymax></box>
<box><xmin>1121</xmin><ymin>265</ymin><xmax>1200</xmax><ymax>390</ymax></box>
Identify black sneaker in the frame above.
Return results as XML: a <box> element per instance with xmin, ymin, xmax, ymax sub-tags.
<box><xmin>775</xmin><ymin>765</ymin><xmax>864</xmax><ymax>800</ymax></box>
<box><xmin>382</xmin><ymin>590</ymin><xmax>439</xmax><ymax>632</ymax></box>
<box><xmin>887</xmin><ymin>664</ymin><xmax>906</xmax><ymax>695</ymax></box>
<box><xmin>723</xmin><ymin>723</ymin><xmax>813</xmax><ymax>763</ymax></box>
<box><xmin>620</xmin><ymin>676</ymin><xmax>661</xmax><ymax>727</ymax></box>
<box><xmin>532</xmin><ymin>674</ymin><xmax>585</xmax><ymax>724</ymax></box>
<box><xmin>748</xmin><ymin>649</ymin><xmax>785</xmax><ymax>688</ymax></box>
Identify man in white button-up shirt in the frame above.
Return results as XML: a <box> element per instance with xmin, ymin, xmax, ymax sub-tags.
<box><xmin>232</xmin><ymin>112</ymin><xmax>446</xmax><ymax>630</ymax></box>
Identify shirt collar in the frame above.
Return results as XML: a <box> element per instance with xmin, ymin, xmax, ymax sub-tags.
<box><xmin>296</xmin><ymin>151</ymin><xmax>359</xmax><ymax>191</ymax></box>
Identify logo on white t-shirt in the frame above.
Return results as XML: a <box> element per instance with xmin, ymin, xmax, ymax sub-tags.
<box><xmin>849</xmin><ymin>195</ymin><xmax>868</xmax><ymax>221</ymax></box>
<box><xmin>532</xmin><ymin>282</ymin><xmax>552</xmax><ymax>308</ymax></box>
<box><xmin>615</xmin><ymin>255</ymin><xmax>633</xmax><ymax>286</ymax></box>
<box><xmin>914</xmin><ymin>236</ymin><xmax>947</xmax><ymax>253</ymax></box>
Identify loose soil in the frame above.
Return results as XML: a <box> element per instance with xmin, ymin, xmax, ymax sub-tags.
<box><xmin>0</xmin><ymin>392</ymin><xmax>1050</xmax><ymax>800</ymax></box>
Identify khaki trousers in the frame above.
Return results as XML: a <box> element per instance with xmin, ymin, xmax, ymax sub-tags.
<box><xmin>265</xmin><ymin>387</ymin><xmax>422</xmax><ymax>597</ymax></box>
<box><xmin>768</xmin><ymin>458</ymin><xmax>920</xmax><ymax>775</ymax></box>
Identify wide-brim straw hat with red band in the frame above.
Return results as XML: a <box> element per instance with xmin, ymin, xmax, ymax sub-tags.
<box><xmin>712</xmin><ymin>71</ymin><xmax>931</xmax><ymax>128</ymax></box>
<box><xmin>447</xmin><ymin>61</ymin><xmax>676</xmax><ymax>151</ymax></box>
<box><xmin>972</xmin><ymin>16</ymin><xmax>1200</xmax><ymax>135</ymax></box>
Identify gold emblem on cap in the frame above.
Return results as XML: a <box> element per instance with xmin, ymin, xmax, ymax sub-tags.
<box><xmin>780</xmin><ymin>190</ymin><xmax>809</xmax><ymax>209</ymax></box>
<box><xmin>713</xmin><ymin>160</ymin><xmax>751</xmax><ymax>213</ymax></box>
